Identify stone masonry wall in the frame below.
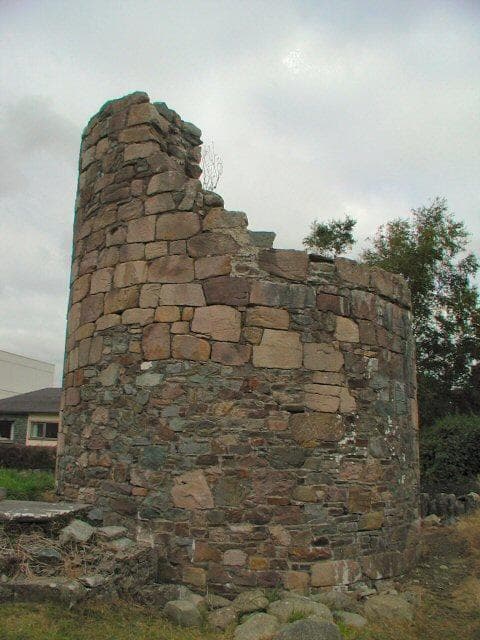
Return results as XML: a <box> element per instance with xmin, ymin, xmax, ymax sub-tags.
<box><xmin>58</xmin><ymin>92</ymin><xmax>420</xmax><ymax>594</ymax></box>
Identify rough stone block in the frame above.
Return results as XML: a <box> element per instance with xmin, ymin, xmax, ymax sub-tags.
<box><xmin>259</xmin><ymin>249</ymin><xmax>308</xmax><ymax>281</ymax></box>
<box><xmin>145</xmin><ymin>241</ymin><xmax>168</xmax><ymax>260</ymax></box>
<box><xmin>250</xmin><ymin>281</ymin><xmax>314</xmax><ymax>309</ymax></box>
<box><xmin>156</xmin><ymin>213</ymin><xmax>200</xmax><ymax>240</ymax></box>
<box><xmin>290</xmin><ymin>413</ymin><xmax>344</xmax><ymax>445</ymax></box>
<box><xmin>172</xmin><ymin>335</ymin><xmax>211</xmax><ymax>361</ymax></box>
<box><xmin>246</xmin><ymin>306</ymin><xmax>289</xmax><ymax>329</ymax></box>
<box><xmin>194</xmin><ymin>255</ymin><xmax>231</xmax><ymax>280</ymax></box>
<box><xmin>72</xmin><ymin>274</ymin><xmax>91</xmax><ymax>303</ymax></box>
<box><xmin>139</xmin><ymin>283</ymin><xmax>162</xmax><ymax>308</ymax></box>
<box><xmin>253</xmin><ymin>330</ymin><xmax>302</xmax><ymax>369</ymax></box>
<box><xmin>203</xmin><ymin>276</ymin><xmax>250</xmax><ymax>305</ymax></box>
<box><xmin>104</xmin><ymin>286</ymin><xmax>139</xmax><ymax>314</ymax></box>
<box><xmin>145</xmin><ymin>193</ymin><xmax>175</xmax><ymax>215</ymax></box>
<box><xmin>114</xmin><ymin>261</ymin><xmax>148</xmax><ymax>288</ymax></box>
<box><xmin>142</xmin><ymin>323</ymin><xmax>171</xmax><ymax>360</ymax></box>
<box><xmin>127</xmin><ymin>217</ymin><xmax>156</xmax><ymax>243</ymax></box>
<box><xmin>187</xmin><ymin>232</ymin><xmax>239</xmax><ymax>257</ymax></box>
<box><xmin>90</xmin><ymin>268</ymin><xmax>114</xmax><ymax>294</ymax></box>
<box><xmin>155</xmin><ymin>306</ymin><xmax>180</xmax><ymax>322</ymax></box>
<box><xmin>311</xmin><ymin>560</ymin><xmax>361</xmax><ymax>587</ymax></box>
<box><xmin>203</xmin><ymin>208</ymin><xmax>247</xmax><ymax>230</ymax></box>
<box><xmin>124</xmin><ymin>141</ymin><xmax>158</xmax><ymax>161</ymax></box>
<box><xmin>96</xmin><ymin>314</ymin><xmax>121</xmax><ymax>330</ymax></box>
<box><xmin>159</xmin><ymin>284</ymin><xmax>206</xmax><ymax>306</ymax></box>
<box><xmin>171</xmin><ymin>470</ymin><xmax>214</xmax><ymax>509</ymax></box>
<box><xmin>122</xmin><ymin>308</ymin><xmax>154</xmax><ymax>325</ymax></box>
<box><xmin>211</xmin><ymin>342</ymin><xmax>251</xmax><ymax>366</ymax></box>
<box><xmin>147</xmin><ymin>171</ymin><xmax>186</xmax><ymax>194</ymax></box>
<box><xmin>192</xmin><ymin>305</ymin><xmax>241</xmax><ymax>342</ymax></box>
<box><xmin>303</xmin><ymin>343</ymin><xmax>344</xmax><ymax>371</ymax></box>
<box><xmin>80</xmin><ymin>293</ymin><xmax>104</xmax><ymax>324</ymax></box>
<box><xmin>148</xmin><ymin>256</ymin><xmax>194</xmax><ymax>283</ymax></box>
<box><xmin>335</xmin><ymin>316</ymin><xmax>360</xmax><ymax>342</ymax></box>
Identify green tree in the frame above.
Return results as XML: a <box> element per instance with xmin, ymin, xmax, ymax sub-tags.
<box><xmin>303</xmin><ymin>215</ymin><xmax>356</xmax><ymax>258</ymax></box>
<box><xmin>362</xmin><ymin>197</ymin><xmax>480</xmax><ymax>425</ymax></box>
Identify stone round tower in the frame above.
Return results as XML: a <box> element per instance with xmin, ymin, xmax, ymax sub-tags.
<box><xmin>58</xmin><ymin>92</ymin><xmax>420</xmax><ymax>594</ymax></box>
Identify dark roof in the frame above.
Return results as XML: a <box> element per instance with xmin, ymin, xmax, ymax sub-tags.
<box><xmin>0</xmin><ymin>388</ymin><xmax>62</xmax><ymax>415</ymax></box>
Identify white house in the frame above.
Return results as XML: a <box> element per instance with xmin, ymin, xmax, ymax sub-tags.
<box><xmin>0</xmin><ymin>350</ymin><xmax>55</xmax><ymax>400</ymax></box>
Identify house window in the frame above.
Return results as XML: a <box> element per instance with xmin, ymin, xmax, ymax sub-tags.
<box><xmin>0</xmin><ymin>420</ymin><xmax>13</xmax><ymax>440</ymax></box>
<box><xmin>29</xmin><ymin>422</ymin><xmax>58</xmax><ymax>440</ymax></box>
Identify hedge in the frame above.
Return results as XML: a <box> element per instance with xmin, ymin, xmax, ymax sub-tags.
<box><xmin>0</xmin><ymin>443</ymin><xmax>56</xmax><ymax>470</ymax></box>
<box><xmin>420</xmin><ymin>413</ymin><xmax>480</xmax><ymax>493</ymax></box>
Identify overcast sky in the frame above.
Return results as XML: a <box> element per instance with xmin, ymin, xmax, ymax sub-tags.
<box><xmin>1</xmin><ymin>0</ymin><xmax>479</xmax><ymax>384</ymax></box>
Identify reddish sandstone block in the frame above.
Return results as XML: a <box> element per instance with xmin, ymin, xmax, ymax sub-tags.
<box><xmin>182</xmin><ymin>566</ymin><xmax>207</xmax><ymax>588</ymax></box>
<box><xmin>147</xmin><ymin>171</ymin><xmax>186</xmax><ymax>194</ymax></box>
<box><xmin>156</xmin><ymin>212</ymin><xmax>200</xmax><ymax>240</ymax></box>
<box><xmin>303</xmin><ymin>343</ymin><xmax>344</xmax><ymax>371</ymax></box>
<box><xmin>145</xmin><ymin>241</ymin><xmax>168</xmax><ymax>260</ymax></box>
<box><xmin>145</xmin><ymin>193</ymin><xmax>175</xmax><ymax>215</ymax></box>
<box><xmin>127</xmin><ymin>217</ymin><xmax>156</xmax><ymax>243</ymax></box>
<box><xmin>191</xmin><ymin>305</ymin><xmax>241</xmax><ymax>342</ymax></box>
<box><xmin>171</xmin><ymin>470</ymin><xmax>214</xmax><ymax>509</ymax></box>
<box><xmin>80</xmin><ymin>293</ymin><xmax>104</xmax><ymax>324</ymax></box>
<box><xmin>311</xmin><ymin>560</ymin><xmax>361</xmax><ymax>587</ymax></box>
<box><xmin>96</xmin><ymin>314</ymin><xmax>121</xmax><ymax>330</ymax></box>
<box><xmin>283</xmin><ymin>571</ymin><xmax>310</xmax><ymax>593</ymax></box>
<box><xmin>114</xmin><ymin>261</ymin><xmax>148</xmax><ymax>288</ymax></box>
<box><xmin>159</xmin><ymin>283</ymin><xmax>205</xmax><ymax>306</ymax></box>
<box><xmin>142</xmin><ymin>323</ymin><xmax>170</xmax><ymax>360</ymax></box>
<box><xmin>148</xmin><ymin>255</ymin><xmax>194</xmax><ymax>283</ymax></box>
<box><xmin>119</xmin><ymin>243</ymin><xmax>145</xmax><ymax>262</ymax></box>
<box><xmin>65</xmin><ymin>387</ymin><xmax>80</xmax><ymax>406</ymax></box>
<box><xmin>211</xmin><ymin>342</ymin><xmax>251</xmax><ymax>366</ymax></box>
<box><xmin>290</xmin><ymin>413</ymin><xmax>345</xmax><ymax>446</ymax></box>
<box><xmin>72</xmin><ymin>274</ymin><xmax>91</xmax><ymax>303</ymax></box>
<box><xmin>187</xmin><ymin>232</ymin><xmax>239</xmax><ymax>257</ymax></box>
<box><xmin>155</xmin><ymin>306</ymin><xmax>180</xmax><ymax>322</ymax></box>
<box><xmin>246</xmin><ymin>306</ymin><xmax>289</xmax><ymax>330</ymax></box>
<box><xmin>194</xmin><ymin>255</ymin><xmax>231</xmax><ymax>280</ymax></box>
<box><xmin>259</xmin><ymin>249</ymin><xmax>308</xmax><ymax>282</ymax></box>
<box><xmin>203</xmin><ymin>276</ymin><xmax>250</xmax><ymax>306</ymax></box>
<box><xmin>90</xmin><ymin>268</ymin><xmax>114</xmax><ymax>294</ymax></box>
<box><xmin>139</xmin><ymin>284</ymin><xmax>162</xmax><ymax>308</ymax></box>
<box><xmin>252</xmin><ymin>330</ymin><xmax>302</xmax><ymax>369</ymax></box>
<box><xmin>104</xmin><ymin>286</ymin><xmax>139</xmax><ymax>314</ymax></box>
<box><xmin>335</xmin><ymin>316</ymin><xmax>359</xmax><ymax>342</ymax></box>
<box><xmin>172</xmin><ymin>335</ymin><xmax>211</xmax><ymax>361</ymax></box>
<box><xmin>124</xmin><ymin>141</ymin><xmax>158</xmax><ymax>161</ymax></box>
<box><xmin>122</xmin><ymin>308</ymin><xmax>154</xmax><ymax>325</ymax></box>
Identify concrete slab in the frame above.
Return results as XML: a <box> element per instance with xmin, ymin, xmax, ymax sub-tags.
<box><xmin>0</xmin><ymin>500</ymin><xmax>89</xmax><ymax>523</ymax></box>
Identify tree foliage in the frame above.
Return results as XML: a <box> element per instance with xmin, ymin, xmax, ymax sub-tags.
<box><xmin>362</xmin><ymin>197</ymin><xmax>480</xmax><ymax>425</ymax></box>
<box><xmin>303</xmin><ymin>215</ymin><xmax>356</xmax><ymax>258</ymax></box>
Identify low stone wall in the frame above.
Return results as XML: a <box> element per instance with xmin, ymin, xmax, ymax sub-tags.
<box><xmin>420</xmin><ymin>491</ymin><xmax>480</xmax><ymax>519</ymax></box>
<box><xmin>57</xmin><ymin>92</ymin><xmax>420</xmax><ymax>594</ymax></box>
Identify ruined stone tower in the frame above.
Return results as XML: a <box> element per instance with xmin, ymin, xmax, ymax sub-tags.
<box><xmin>58</xmin><ymin>92</ymin><xmax>420</xmax><ymax>594</ymax></box>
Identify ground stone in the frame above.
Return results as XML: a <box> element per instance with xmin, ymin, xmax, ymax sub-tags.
<box><xmin>164</xmin><ymin>599</ymin><xmax>202</xmax><ymax>628</ymax></box>
<box><xmin>232</xmin><ymin>589</ymin><xmax>269</xmax><ymax>613</ymax></box>
<box><xmin>234</xmin><ymin>612</ymin><xmax>279</xmax><ymax>640</ymax></box>
<box><xmin>208</xmin><ymin>606</ymin><xmax>238</xmax><ymax>630</ymax></box>
<box><xmin>333</xmin><ymin>610</ymin><xmax>367</xmax><ymax>629</ymax></box>
<box><xmin>59</xmin><ymin>519</ymin><xmax>94</xmax><ymax>544</ymax></box>
<box><xmin>267</xmin><ymin>597</ymin><xmax>333</xmax><ymax>623</ymax></box>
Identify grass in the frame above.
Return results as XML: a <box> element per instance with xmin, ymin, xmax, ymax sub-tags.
<box><xmin>0</xmin><ymin>468</ymin><xmax>55</xmax><ymax>500</ymax></box>
<box><xmin>0</xmin><ymin>602</ymin><xmax>228</xmax><ymax>640</ymax></box>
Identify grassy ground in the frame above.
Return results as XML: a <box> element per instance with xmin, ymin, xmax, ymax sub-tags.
<box><xmin>0</xmin><ymin>513</ymin><xmax>479</xmax><ymax>639</ymax></box>
<box><xmin>0</xmin><ymin>468</ymin><xmax>54</xmax><ymax>500</ymax></box>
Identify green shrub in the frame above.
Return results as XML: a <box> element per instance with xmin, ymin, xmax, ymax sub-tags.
<box><xmin>420</xmin><ymin>413</ymin><xmax>480</xmax><ymax>493</ymax></box>
<box><xmin>0</xmin><ymin>443</ymin><xmax>56</xmax><ymax>470</ymax></box>
<box><xmin>0</xmin><ymin>468</ymin><xmax>55</xmax><ymax>500</ymax></box>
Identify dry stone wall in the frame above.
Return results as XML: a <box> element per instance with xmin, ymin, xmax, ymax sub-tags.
<box><xmin>58</xmin><ymin>92</ymin><xmax>420</xmax><ymax>594</ymax></box>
